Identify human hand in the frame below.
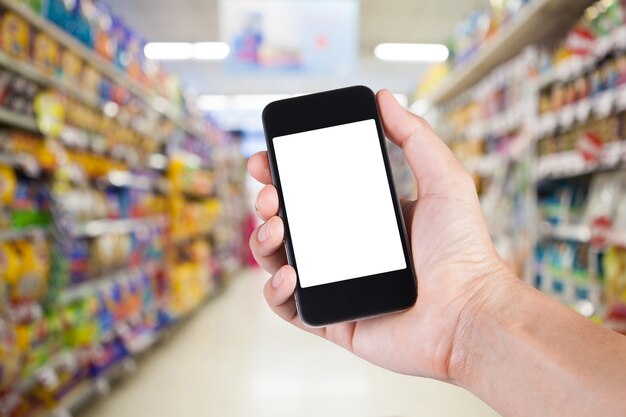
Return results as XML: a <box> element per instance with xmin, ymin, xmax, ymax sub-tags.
<box><xmin>247</xmin><ymin>90</ymin><xmax>517</xmax><ymax>384</ymax></box>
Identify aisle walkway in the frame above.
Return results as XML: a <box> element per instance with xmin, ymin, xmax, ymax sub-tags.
<box><xmin>85</xmin><ymin>269</ymin><xmax>500</xmax><ymax>417</ymax></box>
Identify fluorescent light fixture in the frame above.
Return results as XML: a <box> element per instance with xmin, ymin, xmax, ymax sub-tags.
<box><xmin>144</xmin><ymin>42</ymin><xmax>230</xmax><ymax>61</ymax></box>
<box><xmin>196</xmin><ymin>95</ymin><xmax>231</xmax><ymax>111</ymax></box>
<box><xmin>144</xmin><ymin>42</ymin><xmax>194</xmax><ymax>60</ymax></box>
<box><xmin>197</xmin><ymin>94</ymin><xmax>296</xmax><ymax>111</ymax></box>
<box><xmin>231</xmin><ymin>94</ymin><xmax>291</xmax><ymax>110</ymax></box>
<box><xmin>374</xmin><ymin>43</ymin><xmax>449</xmax><ymax>62</ymax></box>
<box><xmin>193</xmin><ymin>42</ymin><xmax>230</xmax><ymax>60</ymax></box>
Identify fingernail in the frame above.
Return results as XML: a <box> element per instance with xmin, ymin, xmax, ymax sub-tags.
<box><xmin>258</xmin><ymin>221</ymin><xmax>271</xmax><ymax>241</ymax></box>
<box><xmin>272</xmin><ymin>269</ymin><xmax>283</xmax><ymax>288</ymax></box>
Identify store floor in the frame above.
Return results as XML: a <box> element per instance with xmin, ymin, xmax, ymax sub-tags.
<box><xmin>85</xmin><ymin>269</ymin><xmax>500</xmax><ymax>417</ymax></box>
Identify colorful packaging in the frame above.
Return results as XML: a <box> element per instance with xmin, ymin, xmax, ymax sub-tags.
<box><xmin>32</xmin><ymin>32</ymin><xmax>60</xmax><ymax>76</ymax></box>
<box><xmin>0</xmin><ymin>12</ymin><xmax>30</xmax><ymax>61</ymax></box>
<box><xmin>60</xmin><ymin>49</ymin><xmax>83</xmax><ymax>83</ymax></box>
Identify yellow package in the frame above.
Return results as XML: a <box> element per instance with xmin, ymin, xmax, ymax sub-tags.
<box><xmin>0</xmin><ymin>165</ymin><xmax>17</xmax><ymax>206</ymax></box>
<box><xmin>0</xmin><ymin>242</ymin><xmax>22</xmax><ymax>292</ymax></box>
<box><xmin>60</xmin><ymin>49</ymin><xmax>83</xmax><ymax>83</ymax></box>
<box><xmin>1</xmin><ymin>12</ymin><xmax>29</xmax><ymax>60</ymax></box>
<box><xmin>604</xmin><ymin>247</ymin><xmax>626</xmax><ymax>306</ymax></box>
<box><xmin>33</xmin><ymin>32</ymin><xmax>60</xmax><ymax>76</ymax></box>
<box><xmin>12</xmin><ymin>240</ymin><xmax>49</xmax><ymax>301</ymax></box>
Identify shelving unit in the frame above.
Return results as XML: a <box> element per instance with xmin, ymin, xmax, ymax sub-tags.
<box><xmin>424</xmin><ymin>0</ymin><xmax>626</xmax><ymax>330</ymax></box>
<box><xmin>0</xmin><ymin>0</ymin><xmax>205</xmax><ymax>138</ymax></box>
<box><xmin>0</xmin><ymin>1</ymin><xmax>247</xmax><ymax>416</ymax></box>
<box><xmin>0</xmin><ymin>225</ymin><xmax>50</xmax><ymax>242</ymax></box>
<box><xmin>0</xmin><ymin>107</ymin><xmax>38</xmax><ymax>132</ymax></box>
<box><xmin>424</xmin><ymin>0</ymin><xmax>595</xmax><ymax>104</ymax></box>
<box><xmin>70</xmin><ymin>215</ymin><xmax>168</xmax><ymax>238</ymax></box>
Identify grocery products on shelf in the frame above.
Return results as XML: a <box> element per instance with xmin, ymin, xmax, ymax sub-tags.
<box><xmin>0</xmin><ymin>1</ymin><xmax>247</xmax><ymax>416</ymax></box>
<box><xmin>422</xmin><ymin>0</ymin><xmax>626</xmax><ymax>332</ymax></box>
<box><xmin>449</xmin><ymin>0</ymin><xmax>533</xmax><ymax>68</ymax></box>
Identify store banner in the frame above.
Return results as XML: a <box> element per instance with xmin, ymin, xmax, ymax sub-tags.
<box><xmin>219</xmin><ymin>0</ymin><xmax>358</xmax><ymax>74</ymax></box>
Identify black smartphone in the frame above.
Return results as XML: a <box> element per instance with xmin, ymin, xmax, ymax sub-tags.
<box><xmin>262</xmin><ymin>85</ymin><xmax>417</xmax><ymax>327</ymax></box>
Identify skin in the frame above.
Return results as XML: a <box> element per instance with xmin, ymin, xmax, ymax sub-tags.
<box><xmin>248</xmin><ymin>90</ymin><xmax>626</xmax><ymax>416</ymax></box>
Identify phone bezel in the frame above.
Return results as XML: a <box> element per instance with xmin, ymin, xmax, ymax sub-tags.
<box><xmin>262</xmin><ymin>85</ymin><xmax>417</xmax><ymax>327</ymax></box>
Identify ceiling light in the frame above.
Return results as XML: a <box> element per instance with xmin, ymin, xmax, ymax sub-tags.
<box><xmin>231</xmin><ymin>94</ymin><xmax>291</xmax><ymax>110</ymax></box>
<box><xmin>144</xmin><ymin>42</ymin><xmax>194</xmax><ymax>60</ymax></box>
<box><xmin>197</xmin><ymin>95</ymin><xmax>231</xmax><ymax>111</ymax></box>
<box><xmin>374</xmin><ymin>43</ymin><xmax>449</xmax><ymax>62</ymax></box>
<box><xmin>144</xmin><ymin>42</ymin><xmax>230</xmax><ymax>61</ymax></box>
<box><xmin>193</xmin><ymin>42</ymin><xmax>230</xmax><ymax>60</ymax></box>
<box><xmin>197</xmin><ymin>94</ymin><xmax>296</xmax><ymax>111</ymax></box>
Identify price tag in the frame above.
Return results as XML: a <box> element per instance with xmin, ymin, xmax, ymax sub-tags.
<box><xmin>555</xmin><ymin>64</ymin><xmax>569</xmax><ymax>82</ymax></box>
<box><xmin>582</xmin><ymin>56</ymin><xmax>596</xmax><ymax>72</ymax></box>
<box><xmin>540</xmin><ymin>113</ymin><xmax>557</xmax><ymax>136</ymax></box>
<box><xmin>94</xmin><ymin>377</ymin><xmax>111</xmax><ymax>395</ymax></box>
<box><xmin>570</xmin><ymin>57</ymin><xmax>584</xmax><ymax>78</ymax></box>
<box><xmin>595</xmin><ymin>36</ymin><xmax>612</xmax><ymax>58</ymax></box>
<box><xmin>613</xmin><ymin>26</ymin><xmax>626</xmax><ymax>51</ymax></box>
<box><xmin>15</xmin><ymin>153</ymin><xmax>41</xmax><ymax>178</ymax></box>
<box><xmin>577</xmin><ymin>132</ymin><xmax>603</xmax><ymax>164</ymax></box>
<box><xmin>593</xmin><ymin>91</ymin><xmax>615</xmax><ymax>118</ymax></box>
<box><xmin>576</xmin><ymin>99</ymin><xmax>592</xmax><ymax>122</ymax></box>
<box><xmin>559</xmin><ymin>105</ymin><xmax>575</xmax><ymax>129</ymax></box>
<box><xmin>590</xmin><ymin>216</ymin><xmax>613</xmax><ymax>248</ymax></box>
<box><xmin>36</xmin><ymin>366</ymin><xmax>61</xmax><ymax>391</ymax></box>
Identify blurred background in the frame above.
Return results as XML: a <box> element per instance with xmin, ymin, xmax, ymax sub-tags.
<box><xmin>0</xmin><ymin>0</ymin><xmax>625</xmax><ymax>416</ymax></box>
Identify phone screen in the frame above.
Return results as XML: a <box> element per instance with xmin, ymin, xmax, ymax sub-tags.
<box><xmin>273</xmin><ymin>118</ymin><xmax>407</xmax><ymax>288</ymax></box>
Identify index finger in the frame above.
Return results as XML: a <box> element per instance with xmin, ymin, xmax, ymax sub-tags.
<box><xmin>247</xmin><ymin>151</ymin><xmax>272</xmax><ymax>184</ymax></box>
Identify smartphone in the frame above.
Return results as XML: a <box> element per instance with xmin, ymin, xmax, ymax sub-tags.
<box><xmin>262</xmin><ymin>85</ymin><xmax>417</xmax><ymax>327</ymax></box>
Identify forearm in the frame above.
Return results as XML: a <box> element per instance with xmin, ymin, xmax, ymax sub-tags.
<box><xmin>453</xmin><ymin>274</ymin><xmax>626</xmax><ymax>417</ymax></box>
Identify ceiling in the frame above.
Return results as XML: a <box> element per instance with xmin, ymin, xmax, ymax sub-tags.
<box><xmin>102</xmin><ymin>0</ymin><xmax>486</xmax><ymax>97</ymax></box>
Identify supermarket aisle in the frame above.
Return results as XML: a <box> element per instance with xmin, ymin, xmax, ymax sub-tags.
<box><xmin>85</xmin><ymin>269</ymin><xmax>499</xmax><ymax>417</ymax></box>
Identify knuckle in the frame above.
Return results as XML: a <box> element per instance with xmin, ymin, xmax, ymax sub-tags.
<box><xmin>411</xmin><ymin>114</ymin><xmax>432</xmax><ymax>132</ymax></box>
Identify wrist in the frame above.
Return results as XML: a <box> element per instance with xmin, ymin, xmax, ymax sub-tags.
<box><xmin>446</xmin><ymin>261</ymin><xmax>526</xmax><ymax>388</ymax></box>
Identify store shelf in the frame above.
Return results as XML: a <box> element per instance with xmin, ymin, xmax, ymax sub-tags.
<box><xmin>0</xmin><ymin>49</ymin><xmax>100</xmax><ymax>109</ymax></box>
<box><xmin>537</xmin><ymin>86</ymin><xmax>626</xmax><ymax>138</ymax></box>
<box><xmin>538</xmin><ymin>26</ymin><xmax>626</xmax><ymax>89</ymax></box>
<box><xmin>172</xmin><ymin>229</ymin><xmax>214</xmax><ymax>244</ymax></box>
<box><xmin>539</xmin><ymin>222</ymin><xmax>626</xmax><ymax>249</ymax></box>
<box><xmin>464</xmin><ymin>154</ymin><xmax>504</xmax><ymax>177</ymax></box>
<box><xmin>59</xmin><ymin>264</ymin><xmax>152</xmax><ymax>304</ymax></box>
<box><xmin>0</xmin><ymin>0</ymin><xmax>206</xmax><ymax>138</ymax></box>
<box><xmin>101</xmin><ymin>170</ymin><xmax>168</xmax><ymax>192</ymax></box>
<box><xmin>0</xmin><ymin>107</ymin><xmax>38</xmax><ymax>132</ymax></box>
<box><xmin>536</xmin><ymin>141</ymin><xmax>626</xmax><ymax>181</ymax></box>
<box><xmin>71</xmin><ymin>215</ymin><xmax>168</xmax><ymax>238</ymax></box>
<box><xmin>29</xmin><ymin>358</ymin><xmax>134</xmax><ymax>417</ymax></box>
<box><xmin>539</xmin><ymin>222</ymin><xmax>591</xmax><ymax>243</ymax></box>
<box><xmin>424</xmin><ymin>0</ymin><xmax>594</xmax><ymax>104</ymax></box>
<box><xmin>0</xmin><ymin>225</ymin><xmax>50</xmax><ymax>242</ymax></box>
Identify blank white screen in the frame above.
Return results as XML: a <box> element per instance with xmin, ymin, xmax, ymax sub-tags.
<box><xmin>273</xmin><ymin>119</ymin><xmax>406</xmax><ymax>288</ymax></box>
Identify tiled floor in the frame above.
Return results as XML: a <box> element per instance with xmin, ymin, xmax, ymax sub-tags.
<box><xmin>85</xmin><ymin>269</ymin><xmax>500</xmax><ymax>417</ymax></box>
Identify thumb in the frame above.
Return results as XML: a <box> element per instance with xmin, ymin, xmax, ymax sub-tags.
<box><xmin>376</xmin><ymin>90</ymin><xmax>467</xmax><ymax>197</ymax></box>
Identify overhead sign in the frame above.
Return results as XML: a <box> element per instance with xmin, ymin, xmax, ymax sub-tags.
<box><xmin>219</xmin><ymin>0</ymin><xmax>358</xmax><ymax>74</ymax></box>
